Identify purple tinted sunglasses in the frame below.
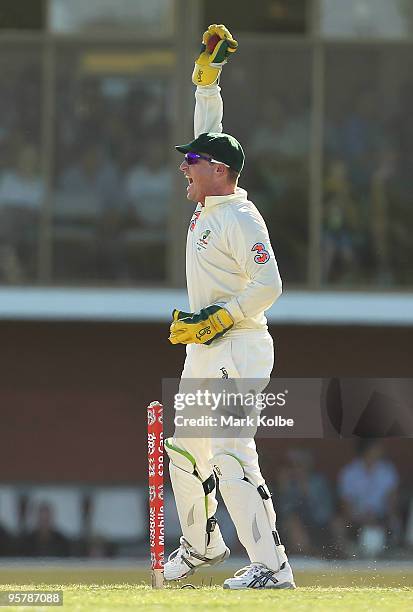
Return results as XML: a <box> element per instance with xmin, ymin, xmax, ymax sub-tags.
<box><xmin>184</xmin><ymin>152</ymin><xmax>229</xmax><ymax>167</ymax></box>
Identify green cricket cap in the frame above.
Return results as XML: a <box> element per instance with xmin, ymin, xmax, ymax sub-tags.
<box><xmin>175</xmin><ymin>132</ymin><xmax>245</xmax><ymax>173</ymax></box>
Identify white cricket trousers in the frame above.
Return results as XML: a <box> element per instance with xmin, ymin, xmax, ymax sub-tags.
<box><xmin>172</xmin><ymin>329</ymin><xmax>274</xmax><ymax>486</ymax></box>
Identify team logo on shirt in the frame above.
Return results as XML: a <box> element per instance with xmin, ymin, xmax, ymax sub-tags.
<box><xmin>251</xmin><ymin>242</ymin><xmax>270</xmax><ymax>264</ymax></box>
<box><xmin>196</xmin><ymin>229</ymin><xmax>212</xmax><ymax>251</ymax></box>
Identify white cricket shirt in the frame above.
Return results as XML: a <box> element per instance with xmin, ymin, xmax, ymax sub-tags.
<box><xmin>185</xmin><ymin>84</ymin><xmax>282</xmax><ymax>332</ymax></box>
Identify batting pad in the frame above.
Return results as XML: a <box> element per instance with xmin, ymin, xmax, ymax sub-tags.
<box><xmin>165</xmin><ymin>439</ymin><xmax>223</xmax><ymax>555</ymax></box>
<box><xmin>212</xmin><ymin>453</ymin><xmax>287</xmax><ymax>572</ymax></box>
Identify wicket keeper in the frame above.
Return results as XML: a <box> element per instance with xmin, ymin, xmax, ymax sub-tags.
<box><xmin>164</xmin><ymin>24</ymin><xmax>296</xmax><ymax>590</ymax></box>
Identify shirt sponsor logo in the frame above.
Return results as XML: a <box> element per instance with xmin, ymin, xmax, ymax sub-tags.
<box><xmin>251</xmin><ymin>242</ymin><xmax>270</xmax><ymax>264</ymax></box>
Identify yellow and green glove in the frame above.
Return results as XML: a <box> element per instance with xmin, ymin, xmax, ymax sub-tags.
<box><xmin>169</xmin><ymin>305</ymin><xmax>234</xmax><ymax>345</ymax></box>
<box><xmin>192</xmin><ymin>24</ymin><xmax>238</xmax><ymax>87</ymax></box>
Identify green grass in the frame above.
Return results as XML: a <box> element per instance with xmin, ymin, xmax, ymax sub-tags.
<box><xmin>0</xmin><ymin>569</ymin><xmax>412</xmax><ymax>612</ymax></box>
<box><xmin>0</xmin><ymin>583</ymin><xmax>412</xmax><ymax>612</ymax></box>
<box><xmin>0</xmin><ymin>567</ymin><xmax>412</xmax><ymax>588</ymax></box>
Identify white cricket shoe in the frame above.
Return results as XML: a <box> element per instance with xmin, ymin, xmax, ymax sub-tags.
<box><xmin>164</xmin><ymin>537</ymin><xmax>230</xmax><ymax>581</ymax></box>
<box><xmin>223</xmin><ymin>561</ymin><xmax>296</xmax><ymax>590</ymax></box>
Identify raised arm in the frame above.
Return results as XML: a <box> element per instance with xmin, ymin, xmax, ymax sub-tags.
<box><xmin>194</xmin><ymin>84</ymin><xmax>223</xmax><ymax>137</ymax></box>
<box><xmin>191</xmin><ymin>24</ymin><xmax>238</xmax><ymax>138</ymax></box>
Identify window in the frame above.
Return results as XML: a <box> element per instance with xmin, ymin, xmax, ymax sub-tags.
<box><xmin>0</xmin><ymin>45</ymin><xmax>43</xmax><ymax>284</ymax></box>
<box><xmin>50</xmin><ymin>0</ymin><xmax>174</xmax><ymax>36</ymax></box>
<box><xmin>321</xmin><ymin>0</ymin><xmax>413</xmax><ymax>39</ymax></box>
<box><xmin>203</xmin><ymin>0</ymin><xmax>309</xmax><ymax>35</ymax></box>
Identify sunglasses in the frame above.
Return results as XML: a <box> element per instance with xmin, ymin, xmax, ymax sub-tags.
<box><xmin>184</xmin><ymin>152</ymin><xmax>229</xmax><ymax>167</ymax></box>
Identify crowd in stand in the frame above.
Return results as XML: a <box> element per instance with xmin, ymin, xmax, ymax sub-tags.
<box><xmin>0</xmin><ymin>58</ymin><xmax>171</xmax><ymax>283</ymax></box>
<box><xmin>0</xmin><ymin>55</ymin><xmax>412</xmax><ymax>285</ymax></box>
<box><xmin>0</xmin><ymin>500</ymin><xmax>116</xmax><ymax>558</ymax></box>
<box><xmin>274</xmin><ymin>440</ymin><xmax>407</xmax><ymax>559</ymax></box>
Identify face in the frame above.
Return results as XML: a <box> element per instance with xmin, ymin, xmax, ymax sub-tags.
<box><xmin>179</xmin><ymin>152</ymin><xmax>225</xmax><ymax>204</ymax></box>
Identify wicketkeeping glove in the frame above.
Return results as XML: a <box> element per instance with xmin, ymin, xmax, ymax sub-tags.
<box><xmin>168</xmin><ymin>305</ymin><xmax>234</xmax><ymax>345</ymax></box>
<box><xmin>192</xmin><ymin>24</ymin><xmax>238</xmax><ymax>87</ymax></box>
<box><xmin>171</xmin><ymin>308</ymin><xmax>194</xmax><ymax>321</ymax></box>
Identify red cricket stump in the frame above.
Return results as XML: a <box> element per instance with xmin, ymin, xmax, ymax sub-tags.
<box><xmin>147</xmin><ymin>401</ymin><xmax>164</xmax><ymax>588</ymax></box>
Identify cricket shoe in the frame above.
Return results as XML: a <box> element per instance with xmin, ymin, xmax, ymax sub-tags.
<box><xmin>164</xmin><ymin>536</ymin><xmax>230</xmax><ymax>581</ymax></box>
<box><xmin>223</xmin><ymin>561</ymin><xmax>296</xmax><ymax>590</ymax></box>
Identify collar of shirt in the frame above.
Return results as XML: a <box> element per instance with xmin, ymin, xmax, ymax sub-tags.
<box><xmin>203</xmin><ymin>187</ymin><xmax>248</xmax><ymax>209</ymax></box>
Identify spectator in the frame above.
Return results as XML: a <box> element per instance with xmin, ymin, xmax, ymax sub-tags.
<box><xmin>276</xmin><ymin>449</ymin><xmax>335</xmax><ymax>557</ymax></box>
<box><xmin>341</xmin><ymin>91</ymin><xmax>382</xmax><ymax>155</ymax></box>
<box><xmin>249</xmin><ymin>97</ymin><xmax>309</xmax><ymax>161</ymax></box>
<box><xmin>0</xmin><ymin>143</ymin><xmax>44</xmax><ymax>283</ymax></box>
<box><xmin>0</xmin><ymin>522</ymin><xmax>14</xmax><ymax>556</ymax></box>
<box><xmin>125</xmin><ymin>142</ymin><xmax>172</xmax><ymax>229</ymax></box>
<box><xmin>21</xmin><ymin>502</ymin><xmax>70</xmax><ymax>557</ymax></box>
<box><xmin>56</xmin><ymin>144</ymin><xmax>127</xmax><ymax>279</ymax></box>
<box><xmin>335</xmin><ymin>440</ymin><xmax>401</xmax><ymax>557</ymax></box>
<box><xmin>0</xmin><ymin>143</ymin><xmax>43</xmax><ymax>208</ymax></box>
<box><xmin>322</xmin><ymin>159</ymin><xmax>360</xmax><ymax>283</ymax></box>
<box><xmin>22</xmin><ymin>502</ymin><xmax>70</xmax><ymax>557</ymax></box>
<box><xmin>57</xmin><ymin>144</ymin><xmax>121</xmax><ymax>214</ymax></box>
<box><xmin>339</xmin><ymin>90</ymin><xmax>385</xmax><ymax>196</ymax></box>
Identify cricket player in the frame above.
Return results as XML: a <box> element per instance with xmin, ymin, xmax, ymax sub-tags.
<box><xmin>164</xmin><ymin>24</ymin><xmax>296</xmax><ymax>590</ymax></box>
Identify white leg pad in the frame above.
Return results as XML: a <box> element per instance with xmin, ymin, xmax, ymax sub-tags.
<box><xmin>211</xmin><ymin>453</ymin><xmax>288</xmax><ymax>572</ymax></box>
<box><xmin>165</xmin><ymin>439</ymin><xmax>224</xmax><ymax>555</ymax></box>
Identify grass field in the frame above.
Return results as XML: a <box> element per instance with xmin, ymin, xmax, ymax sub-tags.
<box><xmin>0</xmin><ymin>583</ymin><xmax>412</xmax><ymax>612</ymax></box>
<box><xmin>0</xmin><ymin>567</ymin><xmax>412</xmax><ymax>611</ymax></box>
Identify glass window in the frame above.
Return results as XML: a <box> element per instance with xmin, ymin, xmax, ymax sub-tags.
<box><xmin>323</xmin><ymin>46</ymin><xmax>413</xmax><ymax>286</ymax></box>
<box><xmin>50</xmin><ymin>0</ymin><xmax>174</xmax><ymax>36</ymax></box>
<box><xmin>223</xmin><ymin>43</ymin><xmax>311</xmax><ymax>285</ymax></box>
<box><xmin>204</xmin><ymin>0</ymin><xmax>309</xmax><ymax>34</ymax></box>
<box><xmin>0</xmin><ymin>0</ymin><xmax>45</xmax><ymax>31</ymax></box>
<box><xmin>52</xmin><ymin>46</ymin><xmax>173</xmax><ymax>284</ymax></box>
<box><xmin>321</xmin><ymin>0</ymin><xmax>413</xmax><ymax>39</ymax></box>
<box><xmin>0</xmin><ymin>45</ymin><xmax>43</xmax><ymax>285</ymax></box>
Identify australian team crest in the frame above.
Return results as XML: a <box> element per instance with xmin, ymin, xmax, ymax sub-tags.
<box><xmin>196</xmin><ymin>229</ymin><xmax>212</xmax><ymax>251</ymax></box>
